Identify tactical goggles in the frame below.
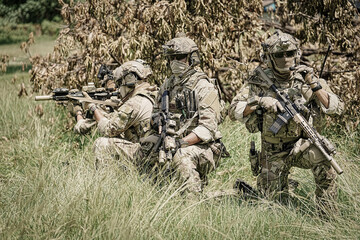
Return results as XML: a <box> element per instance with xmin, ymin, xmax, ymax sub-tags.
<box><xmin>272</xmin><ymin>50</ymin><xmax>296</xmax><ymax>58</ymax></box>
<box><xmin>168</xmin><ymin>54</ymin><xmax>188</xmax><ymax>61</ymax></box>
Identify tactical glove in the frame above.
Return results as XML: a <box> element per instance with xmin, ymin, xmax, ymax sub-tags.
<box><xmin>258</xmin><ymin>96</ymin><xmax>285</xmax><ymax>113</ymax></box>
<box><xmin>293</xmin><ymin>65</ymin><xmax>322</xmax><ymax>91</ymax></box>
<box><xmin>294</xmin><ymin>65</ymin><xmax>314</xmax><ymax>84</ymax></box>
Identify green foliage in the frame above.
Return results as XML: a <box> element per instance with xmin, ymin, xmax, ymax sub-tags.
<box><xmin>41</xmin><ymin>20</ymin><xmax>61</xmax><ymax>36</ymax></box>
<box><xmin>0</xmin><ymin>22</ymin><xmax>36</xmax><ymax>44</ymax></box>
<box><xmin>0</xmin><ymin>0</ymin><xmax>61</xmax><ymax>24</ymax></box>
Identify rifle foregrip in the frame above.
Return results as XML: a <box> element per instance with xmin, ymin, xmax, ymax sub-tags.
<box><xmin>35</xmin><ymin>95</ymin><xmax>53</xmax><ymax>101</ymax></box>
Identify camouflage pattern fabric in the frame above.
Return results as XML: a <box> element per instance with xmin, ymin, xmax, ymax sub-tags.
<box><xmin>73</xmin><ymin>106</ymin><xmax>112</xmax><ymax>135</ymax></box>
<box><xmin>229</xmin><ymin>66</ymin><xmax>344</xmax><ymax>209</ymax></box>
<box><xmin>93</xmin><ymin>137</ymin><xmax>140</xmax><ymax>167</ymax></box>
<box><xmin>94</xmin><ymin>83</ymin><xmax>157</xmax><ymax>165</ymax></box>
<box><xmin>145</xmin><ymin>67</ymin><xmax>223</xmax><ymax>194</ymax></box>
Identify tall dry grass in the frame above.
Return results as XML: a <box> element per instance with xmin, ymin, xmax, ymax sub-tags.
<box><xmin>1</xmin><ymin>69</ymin><xmax>359</xmax><ymax>239</ymax></box>
<box><xmin>0</xmin><ymin>36</ymin><xmax>359</xmax><ymax>239</ymax></box>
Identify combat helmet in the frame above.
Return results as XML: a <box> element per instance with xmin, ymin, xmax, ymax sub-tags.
<box><xmin>261</xmin><ymin>30</ymin><xmax>301</xmax><ymax>73</ymax></box>
<box><xmin>113</xmin><ymin>59</ymin><xmax>152</xmax><ymax>87</ymax></box>
<box><xmin>162</xmin><ymin>33</ymin><xmax>200</xmax><ymax>66</ymax></box>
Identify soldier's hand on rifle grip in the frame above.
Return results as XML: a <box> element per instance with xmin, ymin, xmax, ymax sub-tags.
<box><xmin>258</xmin><ymin>96</ymin><xmax>285</xmax><ymax>113</ymax></box>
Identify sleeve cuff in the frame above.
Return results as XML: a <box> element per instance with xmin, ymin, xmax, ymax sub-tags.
<box><xmin>192</xmin><ymin>125</ymin><xmax>214</xmax><ymax>143</ymax></box>
<box><xmin>320</xmin><ymin>92</ymin><xmax>344</xmax><ymax>115</ymax></box>
<box><xmin>234</xmin><ymin>101</ymin><xmax>248</xmax><ymax>120</ymax></box>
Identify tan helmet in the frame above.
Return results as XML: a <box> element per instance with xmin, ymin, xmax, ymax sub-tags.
<box><xmin>113</xmin><ymin>59</ymin><xmax>152</xmax><ymax>86</ymax></box>
<box><xmin>261</xmin><ymin>30</ymin><xmax>301</xmax><ymax>73</ymax></box>
<box><xmin>162</xmin><ymin>35</ymin><xmax>200</xmax><ymax>66</ymax></box>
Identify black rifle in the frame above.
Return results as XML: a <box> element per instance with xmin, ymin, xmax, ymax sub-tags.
<box><xmin>152</xmin><ymin>90</ymin><xmax>177</xmax><ymax>165</ymax></box>
<box><xmin>35</xmin><ymin>87</ymin><xmax>119</xmax><ymax>107</ymax></box>
<box><xmin>254</xmin><ymin>66</ymin><xmax>343</xmax><ymax>175</ymax></box>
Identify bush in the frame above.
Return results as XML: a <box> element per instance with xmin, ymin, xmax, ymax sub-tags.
<box><xmin>0</xmin><ymin>22</ymin><xmax>36</xmax><ymax>44</ymax></box>
<box><xmin>41</xmin><ymin>20</ymin><xmax>61</xmax><ymax>36</ymax></box>
<box><xmin>0</xmin><ymin>0</ymin><xmax>61</xmax><ymax>24</ymax></box>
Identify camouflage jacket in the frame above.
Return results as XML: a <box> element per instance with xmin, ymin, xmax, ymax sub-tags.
<box><xmin>229</xmin><ymin>66</ymin><xmax>344</xmax><ymax>139</ymax></box>
<box><xmin>96</xmin><ymin>82</ymin><xmax>158</xmax><ymax>143</ymax></box>
<box><xmin>157</xmin><ymin>68</ymin><xmax>222</xmax><ymax>143</ymax></box>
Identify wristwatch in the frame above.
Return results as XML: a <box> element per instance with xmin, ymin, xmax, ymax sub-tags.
<box><xmin>310</xmin><ymin>82</ymin><xmax>322</xmax><ymax>92</ymax></box>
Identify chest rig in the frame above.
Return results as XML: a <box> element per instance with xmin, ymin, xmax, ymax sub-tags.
<box><xmin>160</xmin><ymin>70</ymin><xmax>208</xmax><ymax>138</ymax></box>
<box><xmin>248</xmin><ymin>69</ymin><xmax>316</xmax><ymax>139</ymax></box>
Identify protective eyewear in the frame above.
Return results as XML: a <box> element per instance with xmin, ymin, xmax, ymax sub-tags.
<box><xmin>168</xmin><ymin>54</ymin><xmax>188</xmax><ymax>61</ymax></box>
<box><xmin>272</xmin><ymin>50</ymin><xmax>296</xmax><ymax>58</ymax></box>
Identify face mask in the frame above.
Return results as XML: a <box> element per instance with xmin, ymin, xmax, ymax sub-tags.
<box><xmin>170</xmin><ymin>60</ymin><xmax>189</xmax><ymax>76</ymax></box>
<box><xmin>119</xmin><ymin>85</ymin><xmax>133</xmax><ymax>98</ymax></box>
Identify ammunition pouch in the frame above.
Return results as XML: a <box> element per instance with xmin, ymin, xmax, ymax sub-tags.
<box><xmin>175</xmin><ymin>89</ymin><xmax>198</xmax><ymax>119</ymax></box>
<box><xmin>245</xmin><ymin>109</ymin><xmax>263</xmax><ymax>133</ymax></box>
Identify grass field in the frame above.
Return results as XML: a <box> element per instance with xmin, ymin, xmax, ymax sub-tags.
<box><xmin>0</xmin><ymin>37</ymin><xmax>359</xmax><ymax>239</ymax></box>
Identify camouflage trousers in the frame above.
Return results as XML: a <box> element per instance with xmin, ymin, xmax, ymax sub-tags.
<box><xmin>140</xmin><ymin>141</ymin><xmax>221</xmax><ymax>194</ymax></box>
<box><xmin>257</xmin><ymin>137</ymin><xmax>337</xmax><ymax>210</ymax></box>
<box><xmin>93</xmin><ymin>137</ymin><xmax>141</xmax><ymax>167</ymax></box>
<box><xmin>172</xmin><ymin>144</ymin><xmax>221</xmax><ymax>194</ymax></box>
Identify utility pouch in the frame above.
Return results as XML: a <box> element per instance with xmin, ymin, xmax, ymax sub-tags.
<box><xmin>249</xmin><ymin>141</ymin><xmax>261</xmax><ymax>176</ymax></box>
<box><xmin>164</xmin><ymin>136</ymin><xmax>176</xmax><ymax>152</ymax></box>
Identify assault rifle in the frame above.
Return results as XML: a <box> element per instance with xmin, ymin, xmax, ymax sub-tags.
<box><xmin>152</xmin><ymin>90</ymin><xmax>177</xmax><ymax>165</ymax></box>
<box><xmin>35</xmin><ymin>82</ymin><xmax>119</xmax><ymax>108</ymax></box>
<box><xmin>254</xmin><ymin>66</ymin><xmax>343</xmax><ymax>175</ymax></box>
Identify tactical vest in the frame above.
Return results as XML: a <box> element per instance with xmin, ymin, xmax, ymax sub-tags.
<box><xmin>158</xmin><ymin>70</ymin><xmax>222</xmax><ymax>139</ymax></box>
<box><xmin>246</xmin><ymin>69</ymin><xmax>321</xmax><ymax>140</ymax></box>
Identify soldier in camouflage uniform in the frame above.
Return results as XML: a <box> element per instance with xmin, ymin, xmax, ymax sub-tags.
<box><xmin>229</xmin><ymin>30</ymin><xmax>344</xmax><ymax>211</ymax></box>
<box><xmin>79</xmin><ymin>59</ymin><xmax>157</xmax><ymax>166</ymax></box>
<box><xmin>69</xmin><ymin>80</ymin><xmax>118</xmax><ymax>135</ymax></box>
<box><xmin>142</xmin><ymin>34</ymin><xmax>225</xmax><ymax>194</ymax></box>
